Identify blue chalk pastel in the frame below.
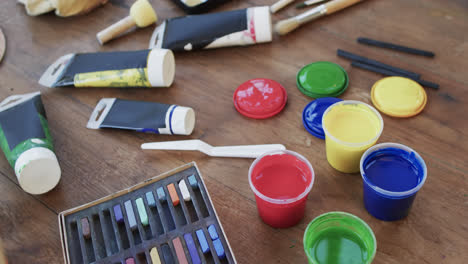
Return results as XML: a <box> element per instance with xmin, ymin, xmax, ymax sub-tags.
<box><xmin>157</xmin><ymin>187</ymin><xmax>166</xmax><ymax>202</ymax></box>
<box><xmin>124</xmin><ymin>200</ymin><xmax>137</xmax><ymax>230</ymax></box>
<box><xmin>184</xmin><ymin>233</ymin><xmax>201</xmax><ymax>264</ymax></box>
<box><xmin>195</xmin><ymin>229</ymin><xmax>210</xmax><ymax>254</ymax></box>
<box><xmin>113</xmin><ymin>204</ymin><xmax>124</xmax><ymax>223</ymax></box>
<box><xmin>212</xmin><ymin>239</ymin><xmax>226</xmax><ymax>259</ymax></box>
<box><xmin>188</xmin><ymin>175</ymin><xmax>198</xmax><ymax>189</ymax></box>
<box><xmin>207</xmin><ymin>225</ymin><xmax>219</xmax><ymax>240</ymax></box>
<box><xmin>146</xmin><ymin>192</ymin><xmax>156</xmax><ymax>207</ymax></box>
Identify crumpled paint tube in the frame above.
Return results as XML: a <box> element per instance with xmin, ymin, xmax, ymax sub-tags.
<box><xmin>39</xmin><ymin>49</ymin><xmax>175</xmax><ymax>88</ymax></box>
<box><xmin>149</xmin><ymin>6</ymin><xmax>272</xmax><ymax>52</ymax></box>
<box><xmin>0</xmin><ymin>92</ymin><xmax>61</xmax><ymax>194</ymax></box>
<box><xmin>87</xmin><ymin>98</ymin><xmax>196</xmax><ymax>135</ymax></box>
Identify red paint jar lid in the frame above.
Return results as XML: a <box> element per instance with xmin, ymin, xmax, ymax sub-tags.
<box><xmin>233</xmin><ymin>78</ymin><xmax>287</xmax><ymax>119</ymax></box>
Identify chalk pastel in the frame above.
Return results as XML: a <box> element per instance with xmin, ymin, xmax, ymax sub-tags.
<box><xmin>167</xmin><ymin>184</ymin><xmax>180</xmax><ymax>206</ymax></box>
<box><xmin>188</xmin><ymin>175</ymin><xmax>198</xmax><ymax>189</ymax></box>
<box><xmin>208</xmin><ymin>225</ymin><xmax>219</xmax><ymax>240</ymax></box>
<box><xmin>135</xmin><ymin>198</ymin><xmax>148</xmax><ymax>226</ymax></box>
<box><xmin>113</xmin><ymin>204</ymin><xmax>124</xmax><ymax>223</ymax></box>
<box><xmin>161</xmin><ymin>244</ymin><xmax>174</xmax><ymax>264</ymax></box>
<box><xmin>179</xmin><ymin>180</ymin><xmax>191</xmax><ymax>201</ymax></box>
<box><xmin>150</xmin><ymin>247</ymin><xmax>161</xmax><ymax>264</ymax></box>
<box><xmin>213</xmin><ymin>239</ymin><xmax>226</xmax><ymax>259</ymax></box>
<box><xmin>172</xmin><ymin>237</ymin><xmax>188</xmax><ymax>264</ymax></box>
<box><xmin>184</xmin><ymin>233</ymin><xmax>201</xmax><ymax>264</ymax></box>
<box><xmin>146</xmin><ymin>191</ymin><xmax>156</xmax><ymax>207</ymax></box>
<box><xmin>156</xmin><ymin>187</ymin><xmax>166</xmax><ymax>202</ymax></box>
<box><xmin>125</xmin><ymin>258</ymin><xmax>135</xmax><ymax>264</ymax></box>
<box><xmin>196</xmin><ymin>229</ymin><xmax>210</xmax><ymax>253</ymax></box>
<box><xmin>80</xmin><ymin>217</ymin><xmax>91</xmax><ymax>239</ymax></box>
<box><xmin>124</xmin><ymin>200</ymin><xmax>137</xmax><ymax>230</ymax></box>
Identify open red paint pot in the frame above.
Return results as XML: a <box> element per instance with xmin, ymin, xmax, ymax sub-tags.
<box><xmin>249</xmin><ymin>150</ymin><xmax>315</xmax><ymax>228</ymax></box>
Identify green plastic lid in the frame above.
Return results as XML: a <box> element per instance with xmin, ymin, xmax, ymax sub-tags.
<box><xmin>297</xmin><ymin>61</ymin><xmax>348</xmax><ymax>98</ymax></box>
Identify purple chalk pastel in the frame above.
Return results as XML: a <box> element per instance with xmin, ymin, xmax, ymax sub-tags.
<box><xmin>113</xmin><ymin>204</ymin><xmax>124</xmax><ymax>223</ymax></box>
<box><xmin>184</xmin><ymin>233</ymin><xmax>201</xmax><ymax>264</ymax></box>
<box><xmin>208</xmin><ymin>225</ymin><xmax>219</xmax><ymax>240</ymax></box>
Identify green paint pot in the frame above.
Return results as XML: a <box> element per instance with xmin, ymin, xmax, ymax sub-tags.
<box><xmin>297</xmin><ymin>62</ymin><xmax>348</xmax><ymax>98</ymax></box>
<box><xmin>303</xmin><ymin>212</ymin><xmax>376</xmax><ymax>264</ymax></box>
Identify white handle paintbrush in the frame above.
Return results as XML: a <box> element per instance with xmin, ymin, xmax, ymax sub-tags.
<box><xmin>275</xmin><ymin>0</ymin><xmax>364</xmax><ymax>35</ymax></box>
<box><xmin>141</xmin><ymin>139</ymin><xmax>286</xmax><ymax>158</ymax></box>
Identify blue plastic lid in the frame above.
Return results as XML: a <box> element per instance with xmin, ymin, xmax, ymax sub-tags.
<box><xmin>302</xmin><ymin>97</ymin><xmax>343</xmax><ymax>139</ymax></box>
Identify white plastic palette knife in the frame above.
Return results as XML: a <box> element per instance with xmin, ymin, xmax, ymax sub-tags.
<box><xmin>141</xmin><ymin>140</ymin><xmax>286</xmax><ymax>158</ymax></box>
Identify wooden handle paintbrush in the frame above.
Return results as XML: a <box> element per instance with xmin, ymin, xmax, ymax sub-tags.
<box><xmin>270</xmin><ymin>0</ymin><xmax>296</xmax><ymax>13</ymax></box>
<box><xmin>275</xmin><ymin>0</ymin><xmax>364</xmax><ymax>35</ymax></box>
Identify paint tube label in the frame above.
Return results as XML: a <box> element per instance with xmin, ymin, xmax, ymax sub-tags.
<box><xmin>75</xmin><ymin>68</ymin><xmax>151</xmax><ymax>87</ymax></box>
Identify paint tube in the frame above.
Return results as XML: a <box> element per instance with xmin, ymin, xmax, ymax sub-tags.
<box><xmin>0</xmin><ymin>92</ymin><xmax>61</xmax><ymax>195</ymax></box>
<box><xmin>39</xmin><ymin>49</ymin><xmax>175</xmax><ymax>88</ymax></box>
<box><xmin>87</xmin><ymin>98</ymin><xmax>196</xmax><ymax>135</ymax></box>
<box><xmin>149</xmin><ymin>6</ymin><xmax>272</xmax><ymax>52</ymax></box>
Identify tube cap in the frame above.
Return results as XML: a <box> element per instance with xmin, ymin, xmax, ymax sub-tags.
<box><xmin>252</xmin><ymin>6</ymin><xmax>273</xmax><ymax>43</ymax></box>
<box><xmin>233</xmin><ymin>78</ymin><xmax>287</xmax><ymax>119</ymax></box>
<box><xmin>170</xmin><ymin>106</ymin><xmax>195</xmax><ymax>135</ymax></box>
<box><xmin>302</xmin><ymin>97</ymin><xmax>343</xmax><ymax>139</ymax></box>
<box><xmin>147</xmin><ymin>49</ymin><xmax>175</xmax><ymax>87</ymax></box>
<box><xmin>297</xmin><ymin>61</ymin><xmax>348</xmax><ymax>98</ymax></box>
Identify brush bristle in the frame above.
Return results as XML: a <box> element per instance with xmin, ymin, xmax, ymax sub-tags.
<box><xmin>275</xmin><ymin>18</ymin><xmax>300</xmax><ymax>35</ymax></box>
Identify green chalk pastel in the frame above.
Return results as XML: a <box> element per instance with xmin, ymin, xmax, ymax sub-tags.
<box><xmin>136</xmin><ymin>198</ymin><xmax>148</xmax><ymax>226</ymax></box>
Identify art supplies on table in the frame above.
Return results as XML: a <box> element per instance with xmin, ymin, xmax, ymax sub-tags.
<box><xmin>357</xmin><ymin>37</ymin><xmax>435</xmax><ymax>57</ymax></box>
<box><xmin>142</xmin><ymin>139</ymin><xmax>286</xmax><ymax>158</ymax></box>
<box><xmin>58</xmin><ymin>163</ymin><xmax>236</xmax><ymax>264</ymax></box>
<box><xmin>96</xmin><ymin>0</ymin><xmax>157</xmax><ymax>45</ymax></box>
<box><xmin>0</xmin><ymin>92</ymin><xmax>61</xmax><ymax>194</ymax></box>
<box><xmin>296</xmin><ymin>0</ymin><xmax>328</xmax><ymax>9</ymax></box>
<box><xmin>360</xmin><ymin>143</ymin><xmax>427</xmax><ymax>221</ymax></box>
<box><xmin>303</xmin><ymin>212</ymin><xmax>376</xmax><ymax>264</ymax></box>
<box><xmin>39</xmin><ymin>49</ymin><xmax>175</xmax><ymax>88</ymax></box>
<box><xmin>249</xmin><ymin>150</ymin><xmax>315</xmax><ymax>228</ymax></box>
<box><xmin>87</xmin><ymin>98</ymin><xmax>196</xmax><ymax>135</ymax></box>
<box><xmin>233</xmin><ymin>78</ymin><xmax>288</xmax><ymax>119</ymax></box>
<box><xmin>171</xmin><ymin>0</ymin><xmax>230</xmax><ymax>14</ymax></box>
<box><xmin>149</xmin><ymin>6</ymin><xmax>272</xmax><ymax>52</ymax></box>
<box><xmin>18</xmin><ymin>0</ymin><xmax>108</xmax><ymax>17</ymax></box>
<box><xmin>0</xmin><ymin>28</ymin><xmax>5</xmax><ymax>63</ymax></box>
<box><xmin>275</xmin><ymin>0</ymin><xmax>364</xmax><ymax>35</ymax></box>
<box><xmin>302</xmin><ymin>97</ymin><xmax>342</xmax><ymax>139</ymax></box>
<box><xmin>296</xmin><ymin>61</ymin><xmax>348</xmax><ymax>98</ymax></box>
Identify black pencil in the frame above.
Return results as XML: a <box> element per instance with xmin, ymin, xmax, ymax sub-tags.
<box><xmin>357</xmin><ymin>37</ymin><xmax>435</xmax><ymax>58</ymax></box>
<box><xmin>351</xmin><ymin>61</ymin><xmax>439</xmax><ymax>90</ymax></box>
<box><xmin>337</xmin><ymin>49</ymin><xmax>421</xmax><ymax>80</ymax></box>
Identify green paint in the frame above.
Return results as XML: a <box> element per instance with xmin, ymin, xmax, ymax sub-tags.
<box><xmin>136</xmin><ymin>198</ymin><xmax>149</xmax><ymax>226</ymax></box>
<box><xmin>304</xmin><ymin>212</ymin><xmax>376</xmax><ymax>264</ymax></box>
<box><xmin>296</xmin><ymin>62</ymin><xmax>348</xmax><ymax>98</ymax></box>
<box><xmin>0</xmin><ymin>114</ymin><xmax>54</xmax><ymax>168</ymax></box>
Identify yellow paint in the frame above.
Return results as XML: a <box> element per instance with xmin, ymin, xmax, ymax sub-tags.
<box><xmin>130</xmin><ymin>0</ymin><xmax>157</xmax><ymax>27</ymax></box>
<box><xmin>371</xmin><ymin>77</ymin><xmax>427</xmax><ymax>118</ymax></box>
<box><xmin>323</xmin><ymin>102</ymin><xmax>382</xmax><ymax>173</ymax></box>
<box><xmin>74</xmin><ymin>68</ymin><xmax>151</xmax><ymax>87</ymax></box>
<box><xmin>150</xmin><ymin>247</ymin><xmax>161</xmax><ymax>264</ymax></box>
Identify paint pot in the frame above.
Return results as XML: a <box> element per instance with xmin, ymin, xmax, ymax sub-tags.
<box><xmin>297</xmin><ymin>62</ymin><xmax>348</xmax><ymax>98</ymax></box>
<box><xmin>248</xmin><ymin>150</ymin><xmax>314</xmax><ymax>228</ymax></box>
<box><xmin>0</xmin><ymin>92</ymin><xmax>61</xmax><ymax>194</ymax></box>
<box><xmin>303</xmin><ymin>212</ymin><xmax>376</xmax><ymax>264</ymax></box>
<box><xmin>360</xmin><ymin>143</ymin><xmax>427</xmax><ymax>221</ymax></box>
<box><xmin>302</xmin><ymin>97</ymin><xmax>342</xmax><ymax>139</ymax></box>
<box><xmin>149</xmin><ymin>6</ymin><xmax>272</xmax><ymax>52</ymax></box>
<box><xmin>87</xmin><ymin>98</ymin><xmax>196</xmax><ymax>135</ymax></box>
<box><xmin>322</xmin><ymin>100</ymin><xmax>383</xmax><ymax>173</ymax></box>
<box><xmin>39</xmin><ymin>49</ymin><xmax>175</xmax><ymax>88</ymax></box>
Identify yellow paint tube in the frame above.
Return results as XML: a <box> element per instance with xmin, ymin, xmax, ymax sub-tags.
<box><xmin>74</xmin><ymin>68</ymin><xmax>151</xmax><ymax>87</ymax></box>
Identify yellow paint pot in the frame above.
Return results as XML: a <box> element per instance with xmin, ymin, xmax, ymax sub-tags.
<box><xmin>322</xmin><ymin>101</ymin><xmax>383</xmax><ymax>173</ymax></box>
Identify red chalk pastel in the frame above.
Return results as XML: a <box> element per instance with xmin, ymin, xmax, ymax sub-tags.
<box><xmin>172</xmin><ymin>237</ymin><xmax>188</xmax><ymax>264</ymax></box>
<box><xmin>80</xmin><ymin>217</ymin><xmax>91</xmax><ymax>239</ymax></box>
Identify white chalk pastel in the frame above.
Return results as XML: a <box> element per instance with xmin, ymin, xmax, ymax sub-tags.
<box><xmin>179</xmin><ymin>180</ymin><xmax>191</xmax><ymax>201</ymax></box>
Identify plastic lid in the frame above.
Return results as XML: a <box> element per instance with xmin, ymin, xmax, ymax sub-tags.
<box><xmin>233</xmin><ymin>78</ymin><xmax>287</xmax><ymax>119</ymax></box>
<box><xmin>302</xmin><ymin>97</ymin><xmax>343</xmax><ymax>139</ymax></box>
<box><xmin>170</xmin><ymin>106</ymin><xmax>196</xmax><ymax>135</ymax></box>
<box><xmin>147</xmin><ymin>49</ymin><xmax>175</xmax><ymax>87</ymax></box>
<box><xmin>371</xmin><ymin>76</ymin><xmax>427</xmax><ymax>118</ymax></box>
<box><xmin>297</xmin><ymin>61</ymin><xmax>348</xmax><ymax>98</ymax></box>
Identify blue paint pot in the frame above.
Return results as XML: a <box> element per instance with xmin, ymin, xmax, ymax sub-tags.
<box><xmin>360</xmin><ymin>143</ymin><xmax>427</xmax><ymax>221</ymax></box>
<box><xmin>302</xmin><ymin>97</ymin><xmax>342</xmax><ymax>139</ymax></box>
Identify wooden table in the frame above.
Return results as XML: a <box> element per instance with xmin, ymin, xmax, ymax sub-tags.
<box><xmin>0</xmin><ymin>0</ymin><xmax>467</xmax><ymax>263</ymax></box>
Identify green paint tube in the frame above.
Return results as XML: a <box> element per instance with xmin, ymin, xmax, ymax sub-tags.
<box><xmin>0</xmin><ymin>92</ymin><xmax>61</xmax><ymax>194</ymax></box>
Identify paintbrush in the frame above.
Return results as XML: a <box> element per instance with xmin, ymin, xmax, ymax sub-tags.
<box><xmin>296</xmin><ymin>0</ymin><xmax>327</xmax><ymax>9</ymax></box>
<box><xmin>275</xmin><ymin>0</ymin><xmax>364</xmax><ymax>35</ymax></box>
<box><xmin>270</xmin><ymin>0</ymin><xmax>296</xmax><ymax>13</ymax></box>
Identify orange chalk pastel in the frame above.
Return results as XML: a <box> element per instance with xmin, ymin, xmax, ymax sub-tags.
<box><xmin>167</xmin><ymin>184</ymin><xmax>180</xmax><ymax>206</ymax></box>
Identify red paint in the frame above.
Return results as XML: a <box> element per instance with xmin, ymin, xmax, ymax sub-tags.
<box><xmin>249</xmin><ymin>151</ymin><xmax>314</xmax><ymax>228</ymax></box>
<box><xmin>125</xmin><ymin>258</ymin><xmax>135</xmax><ymax>264</ymax></box>
<box><xmin>233</xmin><ymin>78</ymin><xmax>287</xmax><ymax>119</ymax></box>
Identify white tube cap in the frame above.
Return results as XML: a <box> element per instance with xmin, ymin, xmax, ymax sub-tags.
<box><xmin>252</xmin><ymin>6</ymin><xmax>272</xmax><ymax>43</ymax></box>
<box><xmin>147</xmin><ymin>49</ymin><xmax>176</xmax><ymax>87</ymax></box>
<box><xmin>15</xmin><ymin>147</ymin><xmax>61</xmax><ymax>195</ymax></box>
<box><xmin>171</xmin><ymin>106</ymin><xmax>195</xmax><ymax>135</ymax></box>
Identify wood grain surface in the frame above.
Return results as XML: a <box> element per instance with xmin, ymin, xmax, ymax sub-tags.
<box><xmin>0</xmin><ymin>0</ymin><xmax>467</xmax><ymax>263</ymax></box>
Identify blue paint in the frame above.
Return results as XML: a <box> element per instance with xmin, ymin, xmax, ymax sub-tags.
<box><xmin>168</xmin><ymin>106</ymin><xmax>177</xmax><ymax>135</ymax></box>
<box><xmin>361</xmin><ymin>145</ymin><xmax>427</xmax><ymax>221</ymax></box>
<box><xmin>184</xmin><ymin>233</ymin><xmax>201</xmax><ymax>264</ymax></box>
<box><xmin>212</xmin><ymin>239</ymin><xmax>226</xmax><ymax>259</ymax></box>
<box><xmin>207</xmin><ymin>225</ymin><xmax>218</xmax><ymax>240</ymax></box>
<box><xmin>195</xmin><ymin>229</ymin><xmax>210</xmax><ymax>253</ymax></box>
<box><xmin>145</xmin><ymin>191</ymin><xmax>156</xmax><ymax>207</ymax></box>
<box><xmin>188</xmin><ymin>175</ymin><xmax>198</xmax><ymax>189</ymax></box>
<box><xmin>157</xmin><ymin>187</ymin><xmax>166</xmax><ymax>202</ymax></box>
<box><xmin>302</xmin><ymin>97</ymin><xmax>342</xmax><ymax>139</ymax></box>
<box><xmin>138</xmin><ymin>128</ymin><xmax>159</xmax><ymax>133</ymax></box>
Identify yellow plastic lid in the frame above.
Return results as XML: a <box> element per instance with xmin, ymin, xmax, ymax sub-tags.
<box><xmin>371</xmin><ymin>76</ymin><xmax>427</xmax><ymax>118</ymax></box>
